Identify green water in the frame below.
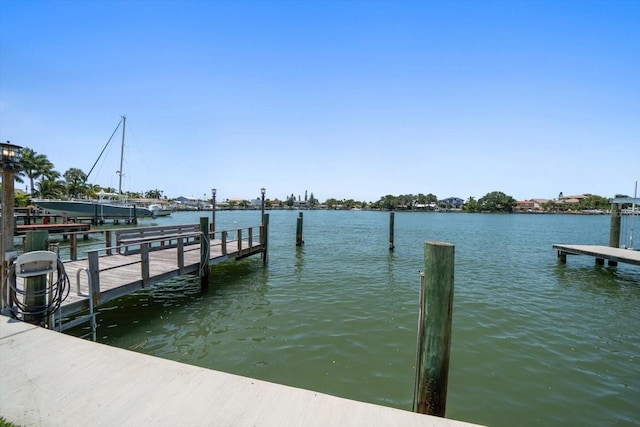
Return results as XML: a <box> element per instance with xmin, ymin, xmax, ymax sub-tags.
<box><xmin>89</xmin><ymin>210</ymin><xmax>639</xmax><ymax>426</ymax></box>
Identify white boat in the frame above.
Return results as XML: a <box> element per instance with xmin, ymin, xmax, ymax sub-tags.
<box><xmin>33</xmin><ymin>116</ymin><xmax>154</xmax><ymax>221</ymax></box>
<box><xmin>34</xmin><ymin>191</ymin><xmax>154</xmax><ymax>220</ymax></box>
<box><xmin>148</xmin><ymin>203</ymin><xmax>172</xmax><ymax>217</ymax></box>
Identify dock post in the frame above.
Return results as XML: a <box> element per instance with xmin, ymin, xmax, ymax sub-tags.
<box><xmin>88</xmin><ymin>251</ymin><xmax>100</xmax><ymax>306</ymax></box>
<box><xmin>177</xmin><ymin>237</ymin><xmax>185</xmax><ymax>274</ymax></box>
<box><xmin>296</xmin><ymin>212</ymin><xmax>304</xmax><ymax>246</ymax></box>
<box><xmin>389</xmin><ymin>211</ymin><xmax>395</xmax><ymax>251</ymax></box>
<box><xmin>105</xmin><ymin>230</ymin><xmax>112</xmax><ymax>255</ymax></box>
<box><xmin>200</xmin><ymin>217</ymin><xmax>210</xmax><ymax>291</ymax></box>
<box><xmin>140</xmin><ymin>243</ymin><xmax>150</xmax><ymax>287</ymax></box>
<box><xmin>609</xmin><ymin>202</ymin><xmax>622</xmax><ymax>248</ymax></box>
<box><xmin>609</xmin><ymin>203</ymin><xmax>621</xmax><ymax>266</ymax></box>
<box><xmin>70</xmin><ymin>233</ymin><xmax>78</xmax><ymax>261</ymax></box>
<box><xmin>262</xmin><ymin>214</ymin><xmax>269</xmax><ymax>265</ymax></box>
<box><xmin>414</xmin><ymin>241</ymin><xmax>455</xmax><ymax>417</ymax></box>
<box><xmin>23</xmin><ymin>231</ymin><xmax>49</xmax><ymax>325</ymax></box>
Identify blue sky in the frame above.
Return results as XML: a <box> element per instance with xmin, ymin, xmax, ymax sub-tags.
<box><xmin>1</xmin><ymin>0</ymin><xmax>638</xmax><ymax>202</ymax></box>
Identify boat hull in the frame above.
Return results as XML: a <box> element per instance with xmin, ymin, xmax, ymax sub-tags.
<box><xmin>33</xmin><ymin>199</ymin><xmax>153</xmax><ymax>219</ymax></box>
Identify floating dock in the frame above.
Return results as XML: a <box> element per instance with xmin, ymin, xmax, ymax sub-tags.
<box><xmin>0</xmin><ymin>316</ymin><xmax>480</xmax><ymax>427</ymax></box>
<box><xmin>553</xmin><ymin>244</ymin><xmax>640</xmax><ymax>267</ymax></box>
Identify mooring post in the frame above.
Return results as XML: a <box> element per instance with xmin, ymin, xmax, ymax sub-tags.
<box><xmin>105</xmin><ymin>230</ymin><xmax>112</xmax><ymax>255</ymax></box>
<box><xmin>608</xmin><ymin>202</ymin><xmax>621</xmax><ymax>266</ymax></box>
<box><xmin>262</xmin><ymin>213</ymin><xmax>269</xmax><ymax>265</ymax></box>
<box><xmin>199</xmin><ymin>217</ymin><xmax>210</xmax><ymax>291</ymax></box>
<box><xmin>414</xmin><ymin>241</ymin><xmax>455</xmax><ymax>417</ymax></box>
<box><xmin>296</xmin><ymin>212</ymin><xmax>304</xmax><ymax>246</ymax></box>
<box><xmin>70</xmin><ymin>233</ymin><xmax>78</xmax><ymax>261</ymax></box>
<box><xmin>24</xmin><ymin>231</ymin><xmax>49</xmax><ymax>324</ymax></box>
<box><xmin>389</xmin><ymin>211</ymin><xmax>395</xmax><ymax>250</ymax></box>
<box><xmin>609</xmin><ymin>202</ymin><xmax>621</xmax><ymax>248</ymax></box>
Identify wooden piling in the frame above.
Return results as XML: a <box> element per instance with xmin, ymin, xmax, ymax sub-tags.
<box><xmin>389</xmin><ymin>211</ymin><xmax>395</xmax><ymax>251</ymax></box>
<box><xmin>70</xmin><ymin>234</ymin><xmax>78</xmax><ymax>261</ymax></box>
<box><xmin>263</xmin><ymin>214</ymin><xmax>269</xmax><ymax>265</ymax></box>
<box><xmin>414</xmin><ymin>241</ymin><xmax>455</xmax><ymax>417</ymax></box>
<box><xmin>296</xmin><ymin>212</ymin><xmax>304</xmax><ymax>246</ymax></box>
<box><xmin>200</xmin><ymin>217</ymin><xmax>210</xmax><ymax>291</ymax></box>
<box><xmin>105</xmin><ymin>230</ymin><xmax>113</xmax><ymax>255</ymax></box>
<box><xmin>24</xmin><ymin>231</ymin><xmax>49</xmax><ymax>324</ymax></box>
<box><xmin>609</xmin><ymin>203</ymin><xmax>621</xmax><ymax>266</ymax></box>
<box><xmin>609</xmin><ymin>202</ymin><xmax>621</xmax><ymax>248</ymax></box>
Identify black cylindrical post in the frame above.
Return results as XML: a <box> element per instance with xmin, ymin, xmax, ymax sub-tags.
<box><xmin>389</xmin><ymin>211</ymin><xmax>395</xmax><ymax>251</ymax></box>
<box><xmin>296</xmin><ymin>212</ymin><xmax>304</xmax><ymax>246</ymax></box>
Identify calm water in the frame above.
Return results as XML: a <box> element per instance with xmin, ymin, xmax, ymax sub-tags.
<box><xmin>80</xmin><ymin>210</ymin><xmax>639</xmax><ymax>426</ymax></box>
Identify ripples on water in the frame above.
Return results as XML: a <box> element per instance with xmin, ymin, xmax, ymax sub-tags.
<box><xmin>85</xmin><ymin>211</ymin><xmax>639</xmax><ymax>426</ymax></box>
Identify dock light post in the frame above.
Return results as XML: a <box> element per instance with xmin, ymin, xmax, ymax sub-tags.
<box><xmin>260</xmin><ymin>188</ymin><xmax>266</xmax><ymax>225</ymax></box>
<box><xmin>1</xmin><ymin>141</ymin><xmax>22</xmax><ymax>290</ymax></box>
<box><xmin>211</xmin><ymin>188</ymin><xmax>216</xmax><ymax>232</ymax></box>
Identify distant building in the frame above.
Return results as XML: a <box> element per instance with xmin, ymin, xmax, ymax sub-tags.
<box><xmin>439</xmin><ymin>197</ymin><xmax>464</xmax><ymax>209</ymax></box>
<box><xmin>514</xmin><ymin>199</ymin><xmax>549</xmax><ymax>212</ymax></box>
<box><xmin>558</xmin><ymin>194</ymin><xmax>588</xmax><ymax>205</ymax></box>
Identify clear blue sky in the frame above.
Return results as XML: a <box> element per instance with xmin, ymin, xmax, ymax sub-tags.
<box><xmin>1</xmin><ymin>0</ymin><xmax>638</xmax><ymax>203</ymax></box>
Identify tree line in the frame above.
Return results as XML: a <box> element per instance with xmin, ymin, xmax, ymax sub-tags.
<box><xmin>4</xmin><ymin>147</ymin><xmax>624</xmax><ymax>213</ymax></box>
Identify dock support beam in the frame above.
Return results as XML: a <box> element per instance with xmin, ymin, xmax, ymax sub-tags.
<box><xmin>414</xmin><ymin>241</ymin><xmax>455</xmax><ymax>417</ymax></box>
<box><xmin>200</xmin><ymin>217</ymin><xmax>210</xmax><ymax>292</ymax></box>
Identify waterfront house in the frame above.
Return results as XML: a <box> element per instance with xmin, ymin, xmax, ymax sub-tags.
<box><xmin>439</xmin><ymin>197</ymin><xmax>464</xmax><ymax>209</ymax></box>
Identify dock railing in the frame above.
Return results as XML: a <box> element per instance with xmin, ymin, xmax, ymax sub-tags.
<box><xmin>33</xmin><ymin>224</ymin><xmax>264</xmax><ymax>263</ymax></box>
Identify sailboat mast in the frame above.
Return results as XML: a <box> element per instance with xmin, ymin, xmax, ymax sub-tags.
<box><xmin>118</xmin><ymin>115</ymin><xmax>126</xmax><ymax>194</ymax></box>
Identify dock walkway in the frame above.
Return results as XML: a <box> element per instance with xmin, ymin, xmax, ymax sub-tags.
<box><xmin>0</xmin><ymin>316</ymin><xmax>480</xmax><ymax>427</ymax></box>
<box><xmin>59</xmin><ymin>229</ymin><xmax>264</xmax><ymax>317</ymax></box>
<box><xmin>553</xmin><ymin>244</ymin><xmax>640</xmax><ymax>267</ymax></box>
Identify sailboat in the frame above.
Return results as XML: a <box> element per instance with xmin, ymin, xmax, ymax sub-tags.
<box><xmin>33</xmin><ymin>116</ymin><xmax>155</xmax><ymax>221</ymax></box>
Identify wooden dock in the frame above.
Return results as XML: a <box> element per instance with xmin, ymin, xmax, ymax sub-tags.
<box><xmin>0</xmin><ymin>316</ymin><xmax>481</xmax><ymax>427</ymax></box>
<box><xmin>57</xmin><ymin>226</ymin><xmax>265</xmax><ymax>318</ymax></box>
<box><xmin>553</xmin><ymin>244</ymin><xmax>640</xmax><ymax>267</ymax></box>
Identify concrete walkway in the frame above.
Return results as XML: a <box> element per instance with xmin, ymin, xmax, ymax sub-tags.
<box><xmin>0</xmin><ymin>316</ymin><xmax>481</xmax><ymax>427</ymax></box>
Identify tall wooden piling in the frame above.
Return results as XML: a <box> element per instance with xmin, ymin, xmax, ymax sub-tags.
<box><xmin>199</xmin><ymin>217</ymin><xmax>210</xmax><ymax>291</ymax></box>
<box><xmin>24</xmin><ymin>231</ymin><xmax>49</xmax><ymax>324</ymax></box>
<box><xmin>262</xmin><ymin>214</ymin><xmax>269</xmax><ymax>265</ymax></box>
<box><xmin>609</xmin><ymin>203</ymin><xmax>621</xmax><ymax>266</ymax></box>
<box><xmin>296</xmin><ymin>212</ymin><xmax>304</xmax><ymax>246</ymax></box>
<box><xmin>389</xmin><ymin>211</ymin><xmax>395</xmax><ymax>251</ymax></box>
<box><xmin>609</xmin><ymin>202</ymin><xmax>621</xmax><ymax>248</ymax></box>
<box><xmin>414</xmin><ymin>241</ymin><xmax>455</xmax><ymax>417</ymax></box>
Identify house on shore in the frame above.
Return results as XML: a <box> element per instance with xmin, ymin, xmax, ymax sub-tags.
<box><xmin>439</xmin><ymin>197</ymin><xmax>464</xmax><ymax>209</ymax></box>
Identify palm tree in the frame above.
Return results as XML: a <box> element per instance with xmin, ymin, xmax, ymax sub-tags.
<box><xmin>18</xmin><ymin>148</ymin><xmax>55</xmax><ymax>195</ymax></box>
<box><xmin>63</xmin><ymin>168</ymin><xmax>88</xmax><ymax>198</ymax></box>
<box><xmin>36</xmin><ymin>177</ymin><xmax>66</xmax><ymax>199</ymax></box>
